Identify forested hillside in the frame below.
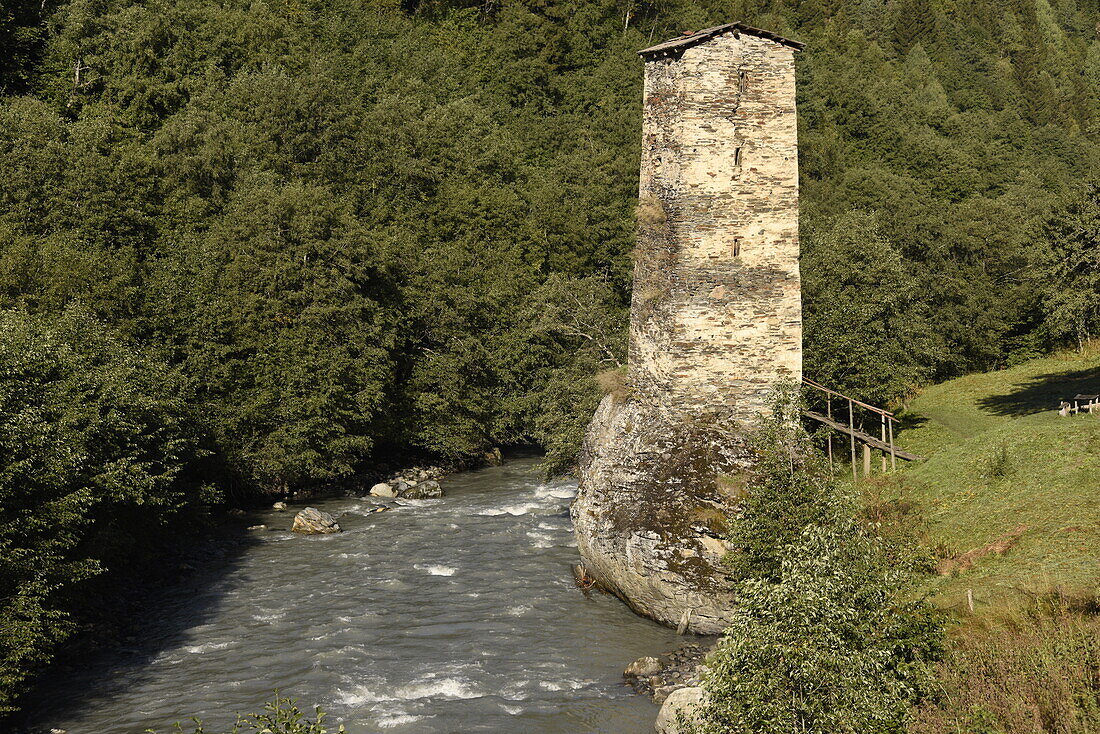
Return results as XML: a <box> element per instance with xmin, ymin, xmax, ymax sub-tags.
<box><xmin>3</xmin><ymin>0</ymin><xmax>1100</xmax><ymax>484</ymax></box>
<box><xmin>1</xmin><ymin>0</ymin><xmax>1099</xmax><ymax>712</ymax></box>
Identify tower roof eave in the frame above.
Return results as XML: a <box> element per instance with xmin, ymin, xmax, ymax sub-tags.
<box><xmin>638</xmin><ymin>22</ymin><xmax>805</xmax><ymax>59</ymax></box>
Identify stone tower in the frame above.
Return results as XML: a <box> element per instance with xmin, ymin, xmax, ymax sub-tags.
<box><xmin>632</xmin><ymin>23</ymin><xmax>803</xmax><ymax>421</ymax></box>
<box><xmin>572</xmin><ymin>24</ymin><xmax>802</xmax><ymax>635</ymax></box>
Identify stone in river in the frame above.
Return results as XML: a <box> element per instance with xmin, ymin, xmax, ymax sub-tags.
<box><xmin>624</xmin><ymin>656</ymin><xmax>663</xmax><ymax>678</ymax></box>
<box><xmin>291</xmin><ymin>507</ymin><xmax>341</xmax><ymax>535</ymax></box>
<box><xmin>369</xmin><ymin>482</ymin><xmax>396</xmax><ymax>498</ymax></box>
<box><xmin>401</xmin><ymin>480</ymin><xmax>443</xmax><ymax>499</ymax></box>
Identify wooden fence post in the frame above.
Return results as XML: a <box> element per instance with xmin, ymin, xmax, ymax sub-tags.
<box><xmin>880</xmin><ymin>414</ymin><xmax>887</xmax><ymax>473</ymax></box>
<box><xmin>849</xmin><ymin>399</ymin><xmax>857</xmax><ymax>484</ymax></box>
<box><xmin>888</xmin><ymin>418</ymin><xmax>897</xmax><ymax>472</ymax></box>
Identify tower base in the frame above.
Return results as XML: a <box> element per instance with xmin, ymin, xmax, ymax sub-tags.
<box><xmin>571</xmin><ymin>395</ymin><xmax>750</xmax><ymax>634</ymax></box>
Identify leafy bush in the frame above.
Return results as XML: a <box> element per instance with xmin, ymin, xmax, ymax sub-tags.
<box><xmin>0</xmin><ymin>309</ymin><xmax>203</xmax><ymax>712</ymax></box>
<box><xmin>698</xmin><ymin>389</ymin><xmax>943</xmax><ymax>733</ymax></box>
<box><xmin>722</xmin><ymin>384</ymin><xmax>842</xmax><ymax>583</ymax></box>
<box><xmin>702</xmin><ymin>526</ymin><xmax>943</xmax><ymax>733</ymax></box>
<box><xmin>158</xmin><ymin>695</ymin><xmax>344</xmax><ymax>734</ymax></box>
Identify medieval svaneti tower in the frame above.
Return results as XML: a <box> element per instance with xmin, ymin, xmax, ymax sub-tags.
<box><xmin>572</xmin><ymin>24</ymin><xmax>803</xmax><ymax>634</ymax></box>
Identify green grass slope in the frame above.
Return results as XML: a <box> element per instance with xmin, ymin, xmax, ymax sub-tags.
<box><xmin>894</xmin><ymin>351</ymin><xmax>1100</xmax><ymax>614</ymax></box>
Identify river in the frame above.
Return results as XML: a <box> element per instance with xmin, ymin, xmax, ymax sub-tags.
<box><xmin>27</xmin><ymin>457</ymin><xmax>681</xmax><ymax>733</ymax></box>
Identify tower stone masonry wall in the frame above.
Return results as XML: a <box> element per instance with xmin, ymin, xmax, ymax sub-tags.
<box><xmin>632</xmin><ymin>31</ymin><xmax>802</xmax><ymax>421</ymax></box>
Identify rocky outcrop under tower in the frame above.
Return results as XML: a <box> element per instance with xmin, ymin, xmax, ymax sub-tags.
<box><xmin>573</xmin><ymin>397</ymin><xmax>750</xmax><ymax>633</ymax></box>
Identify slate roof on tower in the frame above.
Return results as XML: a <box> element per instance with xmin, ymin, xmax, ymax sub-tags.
<box><xmin>637</xmin><ymin>22</ymin><xmax>805</xmax><ymax>58</ymax></box>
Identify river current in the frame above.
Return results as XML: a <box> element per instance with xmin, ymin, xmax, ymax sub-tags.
<box><xmin>29</xmin><ymin>457</ymin><xmax>680</xmax><ymax>733</ymax></box>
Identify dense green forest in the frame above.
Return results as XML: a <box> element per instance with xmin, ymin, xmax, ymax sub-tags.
<box><xmin>2</xmin><ymin>0</ymin><xmax>1100</xmax><ymax>713</ymax></box>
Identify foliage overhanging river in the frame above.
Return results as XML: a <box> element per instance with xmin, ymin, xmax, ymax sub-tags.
<box><xmin>25</xmin><ymin>457</ymin><xmax>682</xmax><ymax>733</ymax></box>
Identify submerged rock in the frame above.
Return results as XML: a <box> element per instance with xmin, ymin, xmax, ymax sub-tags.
<box><xmin>654</xmin><ymin>686</ymin><xmax>704</xmax><ymax>734</ymax></box>
<box><xmin>291</xmin><ymin>507</ymin><xmax>341</xmax><ymax>535</ymax></box>
<box><xmin>369</xmin><ymin>482</ymin><xmax>396</xmax><ymax>498</ymax></box>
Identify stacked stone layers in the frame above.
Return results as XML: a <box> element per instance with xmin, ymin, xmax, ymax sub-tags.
<box><xmin>632</xmin><ymin>31</ymin><xmax>801</xmax><ymax>420</ymax></box>
<box><xmin>573</xmin><ymin>29</ymin><xmax>801</xmax><ymax>634</ymax></box>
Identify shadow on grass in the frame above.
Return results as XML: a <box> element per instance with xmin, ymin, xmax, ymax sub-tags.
<box><xmin>894</xmin><ymin>411</ymin><xmax>928</xmax><ymax>432</ymax></box>
<box><xmin>977</xmin><ymin>366</ymin><xmax>1100</xmax><ymax>417</ymax></box>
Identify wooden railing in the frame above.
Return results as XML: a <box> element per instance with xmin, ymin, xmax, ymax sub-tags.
<box><xmin>800</xmin><ymin>377</ymin><xmax>922</xmax><ymax>481</ymax></box>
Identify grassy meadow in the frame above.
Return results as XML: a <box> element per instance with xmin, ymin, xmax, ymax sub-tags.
<box><xmin>891</xmin><ymin>349</ymin><xmax>1100</xmax><ymax>614</ymax></box>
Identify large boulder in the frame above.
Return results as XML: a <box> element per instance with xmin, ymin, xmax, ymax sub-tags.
<box><xmin>369</xmin><ymin>482</ymin><xmax>395</xmax><ymax>498</ymax></box>
<box><xmin>291</xmin><ymin>507</ymin><xmax>341</xmax><ymax>535</ymax></box>
<box><xmin>402</xmin><ymin>479</ymin><xmax>443</xmax><ymax>499</ymax></box>
<box><xmin>654</xmin><ymin>686</ymin><xmax>704</xmax><ymax>734</ymax></box>
<box><xmin>572</xmin><ymin>395</ymin><xmax>747</xmax><ymax>634</ymax></box>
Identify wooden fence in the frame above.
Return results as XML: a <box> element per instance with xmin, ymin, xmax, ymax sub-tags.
<box><xmin>801</xmin><ymin>377</ymin><xmax>922</xmax><ymax>481</ymax></box>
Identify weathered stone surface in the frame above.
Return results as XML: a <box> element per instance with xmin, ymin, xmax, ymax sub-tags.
<box><xmin>402</xmin><ymin>479</ymin><xmax>443</xmax><ymax>499</ymax></box>
<box><xmin>574</xmin><ymin>26</ymin><xmax>800</xmax><ymax>635</ymax></box>
<box><xmin>369</xmin><ymin>482</ymin><xmax>396</xmax><ymax>498</ymax></box>
<box><xmin>625</xmin><ymin>656</ymin><xmax>663</xmax><ymax>678</ymax></box>
<box><xmin>291</xmin><ymin>507</ymin><xmax>341</xmax><ymax>535</ymax></box>
<box><xmin>272</xmin><ymin>501</ymin><xmax>288</xmax><ymax>511</ymax></box>
<box><xmin>654</xmin><ymin>686</ymin><xmax>704</xmax><ymax>734</ymax></box>
<box><xmin>573</xmin><ymin>396</ymin><xmax>746</xmax><ymax>633</ymax></box>
<box><xmin>632</xmin><ymin>31</ymin><xmax>802</xmax><ymax>417</ymax></box>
